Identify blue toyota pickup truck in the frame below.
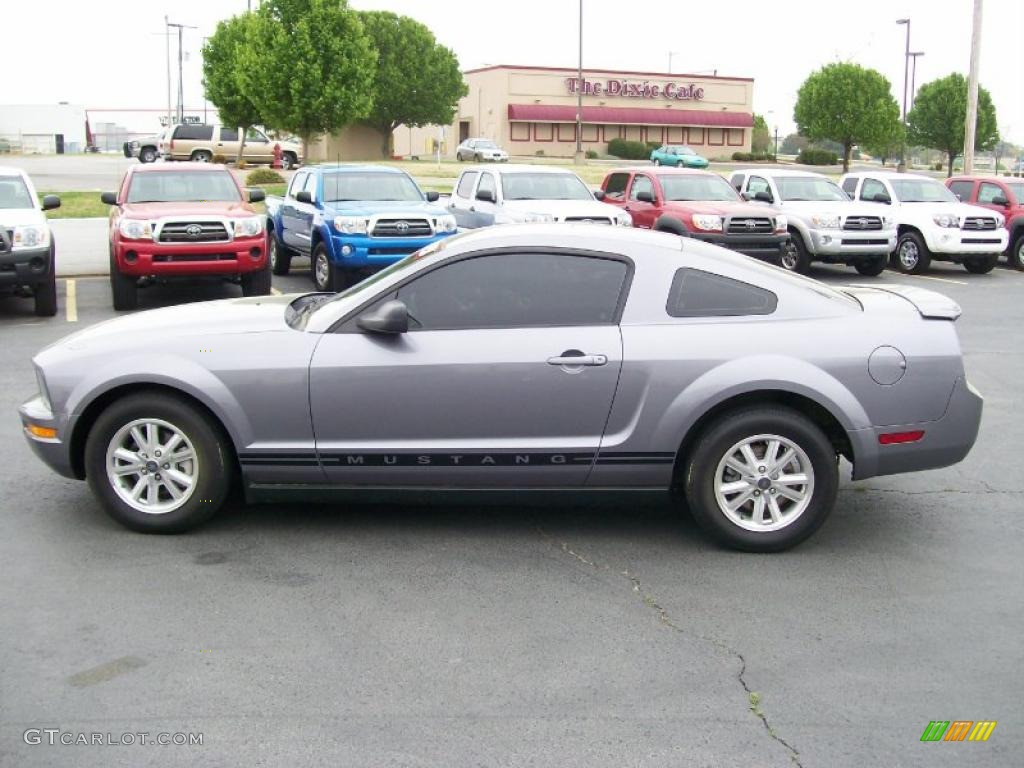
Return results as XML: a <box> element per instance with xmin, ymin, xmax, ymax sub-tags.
<box><xmin>265</xmin><ymin>164</ymin><xmax>458</xmax><ymax>290</ymax></box>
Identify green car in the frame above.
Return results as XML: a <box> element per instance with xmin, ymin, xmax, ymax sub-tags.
<box><xmin>650</xmin><ymin>144</ymin><xmax>709</xmax><ymax>168</ymax></box>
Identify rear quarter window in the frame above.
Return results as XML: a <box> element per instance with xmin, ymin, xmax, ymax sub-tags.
<box><xmin>667</xmin><ymin>268</ymin><xmax>777</xmax><ymax>317</ymax></box>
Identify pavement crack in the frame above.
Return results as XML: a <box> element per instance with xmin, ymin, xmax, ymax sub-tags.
<box><xmin>539</xmin><ymin>528</ymin><xmax>803</xmax><ymax>767</ymax></box>
<box><xmin>843</xmin><ymin>486</ymin><xmax>1020</xmax><ymax>496</ymax></box>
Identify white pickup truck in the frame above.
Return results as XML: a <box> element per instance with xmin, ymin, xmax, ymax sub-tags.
<box><xmin>840</xmin><ymin>171</ymin><xmax>1007</xmax><ymax>274</ymax></box>
<box><xmin>447</xmin><ymin>164</ymin><xmax>632</xmax><ymax>228</ymax></box>
<box><xmin>0</xmin><ymin>167</ymin><xmax>60</xmax><ymax>315</ymax></box>
<box><xmin>729</xmin><ymin>168</ymin><xmax>896</xmax><ymax>275</ymax></box>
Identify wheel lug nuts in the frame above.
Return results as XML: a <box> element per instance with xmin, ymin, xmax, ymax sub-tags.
<box><xmin>770</xmin><ymin>488</ymin><xmax>777</xmax><ymax>494</ymax></box>
<box><xmin>753</xmin><ymin>490</ymin><xmax>760</xmax><ymax>496</ymax></box>
<box><xmin>141</xmin><ymin>470</ymin><xmax>147</xmax><ymax>475</ymax></box>
<box><xmin>758</xmin><ymin>466</ymin><xmax>766</xmax><ymax>473</ymax></box>
<box><xmin>155</xmin><ymin>450</ymin><xmax>161</xmax><ymax>457</ymax></box>
<box><xmin>163</xmin><ymin>464</ymin><xmax>169</xmax><ymax>470</ymax></box>
<box><xmin>155</xmin><ymin>474</ymin><xmax>161</xmax><ymax>480</ymax></box>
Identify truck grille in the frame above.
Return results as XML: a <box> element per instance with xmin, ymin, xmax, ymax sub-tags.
<box><xmin>564</xmin><ymin>216</ymin><xmax>613</xmax><ymax>225</ymax></box>
<box><xmin>152</xmin><ymin>253</ymin><xmax>236</xmax><ymax>262</ymax></box>
<box><xmin>158</xmin><ymin>221</ymin><xmax>230</xmax><ymax>243</ymax></box>
<box><xmin>962</xmin><ymin>217</ymin><xmax>997</xmax><ymax>231</ymax></box>
<box><xmin>842</xmin><ymin>216</ymin><xmax>882</xmax><ymax>230</ymax></box>
<box><xmin>725</xmin><ymin>217</ymin><xmax>773</xmax><ymax>234</ymax></box>
<box><xmin>371</xmin><ymin>218</ymin><xmax>432</xmax><ymax>238</ymax></box>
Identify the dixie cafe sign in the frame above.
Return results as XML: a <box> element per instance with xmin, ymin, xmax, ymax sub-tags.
<box><xmin>566</xmin><ymin>76</ymin><xmax>705</xmax><ymax>101</ymax></box>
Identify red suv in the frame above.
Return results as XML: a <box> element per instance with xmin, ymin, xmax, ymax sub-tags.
<box><xmin>946</xmin><ymin>175</ymin><xmax>1024</xmax><ymax>270</ymax></box>
<box><xmin>600</xmin><ymin>167</ymin><xmax>789</xmax><ymax>263</ymax></box>
<box><xmin>102</xmin><ymin>164</ymin><xmax>271</xmax><ymax>310</ymax></box>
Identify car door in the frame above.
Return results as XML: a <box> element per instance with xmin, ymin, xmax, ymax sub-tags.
<box><xmin>243</xmin><ymin>128</ymin><xmax>273</xmax><ymax>163</ymax></box>
<box><xmin>216</xmin><ymin>127</ymin><xmax>241</xmax><ymax>160</ymax></box>
<box><xmin>280</xmin><ymin>171</ymin><xmax>308</xmax><ymax>252</ymax></box>
<box><xmin>308</xmin><ymin>250</ymin><xmax>630</xmax><ymax>487</ymax></box>
<box><xmin>471</xmin><ymin>171</ymin><xmax>499</xmax><ymax>227</ymax></box>
<box><xmin>859</xmin><ymin>178</ymin><xmax>890</xmax><ymax>205</ymax></box>
<box><xmin>625</xmin><ymin>173</ymin><xmax>659</xmax><ymax>229</ymax></box>
<box><xmin>977</xmin><ymin>181</ymin><xmax>1009</xmax><ymax>217</ymax></box>
<box><xmin>448</xmin><ymin>170</ymin><xmax>479</xmax><ymax>228</ymax></box>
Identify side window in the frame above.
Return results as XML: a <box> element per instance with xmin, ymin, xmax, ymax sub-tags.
<box><xmin>604</xmin><ymin>173</ymin><xmax>630</xmax><ymax>200</ymax></box>
<box><xmin>747</xmin><ymin>176</ymin><xmax>772</xmax><ymax>200</ymax></box>
<box><xmin>391</xmin><ymin>253</ymin><xmax>630</xmax><ymax>330</ymax></box>
<box><xmin>948</xmin><ymin>180</ymin><xmax>974</xmax><ymax>202</ymax></box>
<box><xmin>456</xmin><ymin>172</ymin><xmax>478</xmax><ymax>199</ymax></box>
<box><xmin>175</xmin><ymin>124</ymin><xmax>214</xmax><ymax>141</ymax></box>
<box><xmin>219</xmin><ymin>128</ymin><xmax>239</xmax><ymax>142</ymax></box>
<box><xmin>978</xmin><ymin>182</ymin><xmax>1004</xmax><ymax>204</ymax></box>
<box><xmin>841</xmin><ymin>177</ymin><xmax>859</xmax><ymax>197</ymax></box>
<box><xmin>303</xmin><ymin>172</ymin><xmax>318</xmax><ymax>201</ymax></box>
<box><xmin>629</xmin><ymin>174</ymin><xmax>654</xmax><ymax>201</ymax></box>
<box><xmin>860</xmin><ymin>178</ymin><xmax>887</xmax><ymax>202</ymax></box>
<box><xmin>246</xmin><ymin>128</ymin><xmax>269</xmax><ymax>143</ymax></box>
<box><xmin>729</xmin><ymin>173</ymin><xmax>744</xmax><ymax>192</ymax></box>
<box><xmin>287</xmin><ymin>172</ymin><xmax>307</xmax><ymax>198</ymax></box>
<box><xmin>476</xmin><ymin>172</ymin><xmax>496</xmax><ymax>200</ymax></box>
<box><xmin>667</xmin><ymin>269</ymin><xmax>777</xmax><ymax>318</ymax></box>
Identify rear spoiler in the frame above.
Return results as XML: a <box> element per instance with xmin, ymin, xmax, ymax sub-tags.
<box><xmin>848</xmin><ymin>284</ymin><xmax>962</xmax><ymax>321</ymax></box>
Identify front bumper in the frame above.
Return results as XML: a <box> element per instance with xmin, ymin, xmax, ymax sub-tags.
<box><xmin>0</xmin><ymin>245</ymin><xmax>52</xmax><ymax>288</ymax></box>
<box><xmin>690</xmin><ymin>232</ymin><xmax>789</xmax><ymax>259</ymax></box>
<box><xmin>114</xmin><ymin>236</ymin><xmax>267</xmax><ymax>277</ymax></box>
<box><xmin>19</xmin><ymin>394</ymin><xmax>78</xmax><ymax>479</ymax></box>
<box><xmin>809</xmin><ymin>229</ymin><xmax>897</xmax><ymax>259</ymax></box>
<box><xmin>921</xmin><ymin>228</ymin><xmax>1008</xmax><ymax>256</ymax></box>
<box><xmin>330</xmin><ymin>232</ymin><xmax>456</xmax><ymax>268</ymax></box>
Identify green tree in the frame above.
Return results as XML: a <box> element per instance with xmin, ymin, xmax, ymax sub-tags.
<box><xmin>864</xmin><ymin>121</ymin><xmax>906</xmax><ymax>167</ymax></box>
<box><xmin>751</xmin><ymin>114</ymin><xmax>772</xmax><ymax>155</ymax></box>
<box><xmin>779</xmin><ymin>133</ymin><xmax>808</xmax><ymax>155</ymax></box>
<box><xmin>202</xmin><ymin>13</ymin><xmax>263</xmax><ymax>164</ymax></box>
<box><xmin>358</xmin><ymin>11</ymin><xmax>467</xmax><ymax>158</ymax></box>
<box><xmin>793</xmin><ymin>62</ymin><xmax>901</xmax><ymax>173</ymax></box>
<box><xmin>248</xmin><ymin>0</ymin><xmax>377</xmax><ymax>158</ymax></box>
<box><xmin>907</xmin><ymin>73</ymin><xmax>999</xmax><ymax>176</ymax></box>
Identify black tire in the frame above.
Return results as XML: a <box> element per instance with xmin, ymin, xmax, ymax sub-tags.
<box><xmin>854</xmin><ymin>255</ymin><xmax>887</xmax><ymax>276</ymax></box>
<box><xmin>1011</xmin><ymin>234</ymin><xmax>1024</xmax><ymax>271</ymax></box>
<box><xmin>34</xmin><ymin>273</ymin><xmax>58</xmax><ymax>317</ymax></box>
<box><xmin>683</xmin><ymin>407</ymin><xmax>839</xmax><ymax>552</ymax></box>
<box><xmin>84</xmin><ymin>392</ymin><xmax>231</xmax><ymax>533</ymax></box>
<box><xmin>779</xmin><ymin>232</ymin><xmax>811</xmax><ymax>273</ymax></box>
<box><xmin>457</xmin><ymin>152</ymin><xmax>464</xmax><ymax>162</ymax></box>
<box><xmin>240</xmin><ymin>261</ymin><xmax>272</xmax><ymax>296</ymax></box>
<box><xmin>269</xmin><ymin>234</ymin><xmax>292</xmax><ymax>276</ymax></box>
<box><xmin>963</xmin><ymin>254</ymin><xmax>999</xmax><ymax>274</ymax></box>
<box><xmin>281</xmin><ymin>152</ymin><xmax>297</xmax><ymax>170</ymax></box>
<box><xmin>191</xmin><ymin>150</ymin><xmax>213</xmax><ymax>163</ymax></box>
<box><xmin>474</xmin><ymin>152</ymin><xmax>482</xmax><ymax>162</ymax></box>
<box><xmin>653</xmin><ymin>158</ymin><xmax>661</xmax><ymax>166</ymax></box>
<box><xmin>139</xmin><ymin>147</ymin><xmax>157</xmax><ymax>164</ymax></box>
<box><xmin>892</xmin><ymin>231</ymin><xmax>931</xmax><ymax>274</ymax></box>
<box><xmin>109</xmin><ymin>251</ymin><xmax>138</xmax><ymax>311</ymax></box>
<box><xmin>312</xmin><ymin>242</ymin><xmax>352</xmax><ymax>291</ymax></box>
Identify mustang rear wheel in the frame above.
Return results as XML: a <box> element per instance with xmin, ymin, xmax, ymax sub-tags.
<box><xmin>84</xmin><ymin>393</ymin><xmax>231</xmax><ymax>533</ymax></box>
<box><xmin>684</xmin><ymin>407</ymin><xmax>838</xmax><ymax>552</ymax></box>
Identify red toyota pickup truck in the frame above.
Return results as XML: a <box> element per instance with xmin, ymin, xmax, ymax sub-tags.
<box><xmin>102</xmin><ymin>164</ymin><xmax>271</xmax><ymax>310</ymax></box>
<box><xmin>946</xmin><ymin>175</ymin><xmax>1024</xmax><ymax>270</ymax></box>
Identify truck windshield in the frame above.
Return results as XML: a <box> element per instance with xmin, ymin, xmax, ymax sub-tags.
<box><xmin>0</xmin><ymin>175</ymin><xmax>34</xmax><ymax>209</ymax></box>
<box><xmin>126</xmin><ymin>171</ymin><xmax>241</xmax><ymax>203</ymax></box>
<box><xmin>659</xmin><ymin>174</ymin><xmax>738</xmax><ymax>202</ymax></box>
<box><xmin>502</xmin><ymin>173</ymin><xmax>593</xmax><ymax>200</ymax></box>
<box><xmin>1005</xmin><ymin>182</ymin><xmax>1024</xmax><ymax>201</ymax></box>
<box><xmin>323</xmin><ymin>172</ymin><xmax>424</xmax><ymax>202</ymax></box>
<box><xmin>775</xmin><ymin>177</ymin><xmax>849</xmax><ymax>202</ymax></box>
<box><xmin>891</xmin><ymin>179</ymin><xmax>958</xmax><ymax>203</ymax></box>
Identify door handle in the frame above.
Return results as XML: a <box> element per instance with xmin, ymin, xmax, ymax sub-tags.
<box><xmin>547</xmin><ymin>353</ymin><xmax>607</xmax><ymax>367</ymax></box>
<box><xmin>469</xmin><ymin>206</ymin><xmax>476</xmax><ymax>212</ymax></box>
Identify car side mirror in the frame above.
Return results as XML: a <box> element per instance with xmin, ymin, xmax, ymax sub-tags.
<box><xmin>295</xmin><ymin>190</ymin><xmax>312</xmax><ymax>204</ymax></box>
<box><xmin>991</xmin><ymin>195</ymin><xmax>1009</xmax><ymax>206</ymax></box>
<box><xmin>41</xmin><ymin>195</ymin><xmax>61</xmax><ymax>211</ymax></box>
<box><xmin>247</xmin><ymin>188</ymin><xmax>266</xmax><ymax>203</ymax></box>
<box><xmin>593</xmin><ymin>189</ymin><xmax>606</xmax><ymax>200</ymax></box>
<box><xmin>476</xmin><ymin>188</ymin><xmax>496</xmax><ymax>203</ymax></box>
<box><xmin>753</xmin><ymin>190</ymin><xmax>773</xmax><ymax>203</ymax></box>
<box><xmin>872</xmin><ymin>193</ymin><xmax>891</xmax><ymax>204</ymax></box>
<box><xmin>425</xmin><ymin>190</ymin><xmax>440</xmax><ymax>202</ymax></box>
<box><xmin>357</xmin><ymin>300</ymin><xmax>409</xmax><ymax>335</ymax></box>
<box><xmin>636</xmin><ymin>190</ymin><xmax>655</xmax><ymax>203</ymax></box>
<box><xmin>100</xmin><ymin>191</ymin><xmax>117</xmax><ymax>205</ymax></box>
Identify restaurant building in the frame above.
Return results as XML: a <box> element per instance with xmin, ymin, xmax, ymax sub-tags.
<box><xmin>392</xmin><ymin>64</ymin><xmax>755</xmax><ymax>160</ymax></box>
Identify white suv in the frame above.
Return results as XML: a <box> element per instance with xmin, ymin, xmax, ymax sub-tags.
<box><xmin>840</xmin><ymin>172</ymin><xmax>1007</xmax><ymax>274</ymax></box>
<box><xmin>730</xmin><ymin>169</ymin><xmax>896</xmax><ymax>275</ymax></box>
<box><xmin>0</xmin><ymin>167</ymin><xmax>59</xmax><ymax>316</ymax></box>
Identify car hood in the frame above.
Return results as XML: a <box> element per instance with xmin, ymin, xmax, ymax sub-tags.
<box><xmin>323</xmin><ymin>201</ymin><xmax>449</xmax><ymax>218</ymax></box>
<box><xmin>0</xmin><ymin>208</ymin><xmax>46</xmax><ymax>227</ymax></box>
<box><xmin>779</xmin><ymin>200</ymin><xmax>889</xmax><ymax>216</ymax></box>
<box><xmin>660</xmin><ymin>200</ymin><xmax>770</xmax><ymax>216</ymax></box>
<box><xmin>893</xmin><ymin>200</ymin><xmax>992</xmax><ymax>217</ymax></box>
<box><xmin>121</xmin><ymin>201</ymin><xmax>258</xmax><ymax>218</ymax></box>
<box><xmin>502</xmin><ymin>199</ymin><xmax>622</xmax><ymax>219</ymax></box>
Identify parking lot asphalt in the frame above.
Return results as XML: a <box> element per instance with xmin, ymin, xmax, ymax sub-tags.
<box><xmin>1</xmin><ymin>260</ymin><xmax>1022</xmax><ymax>767</ymax></box>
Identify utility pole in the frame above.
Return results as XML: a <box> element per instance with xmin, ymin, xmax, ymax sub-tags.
<box><xmin>963</xmin><ymin>0</ymin><xmax>983</xmax><ymax>175</ymax></box>
<box><xmin>202</xmin><ymin>36</ymin><xmax>210</xmax><ymax>124</ymax></box>
<box><xmin>167</xmin><ymin>20</ymin><xmax>197</xmax><ymax>125</ymax></box>
<box><xmin>896</xmin><ymin>19</ymin><xmax>910</xmax><ymax>169</ymax></box>
<box><xmin>668</xmin><ymin>51</ymin><xmax>679</xmax><ymax>73</ymax></box>
<box><xmin>165</xmin><ymin>16</ymin><xmax>172</xmax><ymax>129</ymax></box>
<box><xmin>909</xmin><ymin>51</ymin><xmax>924</xmax><ymax>112</ymax></box>
<box><xmin>574</xmin><ymin>0</ymin><xmax>584</xmax><ymax>164</ymax></box>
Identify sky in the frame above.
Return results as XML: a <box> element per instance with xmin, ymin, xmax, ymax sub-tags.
<box><xmin>7</xmin><ymin>0</ymin><xmax>1024</xmax><ymax>144</ymax></box>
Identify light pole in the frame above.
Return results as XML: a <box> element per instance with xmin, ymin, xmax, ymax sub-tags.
<box><xmin>167</xmin><ymin>20</ymin><xmax>197</xmax><ymax>125</ymax></box>
<box><xmin>575</xmin><ymin>0</ymin><xmax>583</xmax><ymax>163</ymax></box>
<box><xmin>963</xmin><ymin>0</ymin><xmax>984</xmax><ymax>175</ymax></box>
<box><xmin>668</xmin><ymin>51</ymin><xmax>679</xmax><ymax>73</ymax></box>
<box><xmin>908</xmin><ymin>51</ymin><xmax>924</xmax><ymax>112</ymax></box>
<box><xmin>896</xmin><ymin>18</ymin><xmax>911</xmax><ymax>169</ymax></box>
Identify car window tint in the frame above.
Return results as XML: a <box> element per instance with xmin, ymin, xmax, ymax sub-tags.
<box><xmin>456</xmin><ymin>172</ymin><xmax>478</xmax><ymax>199</ymax></box>
<box><xmin>729</xmin><ymin>173</ymin><xmax>744</xmax><ymax>191</ymax></box>
<box><xmin>978</xmin><ymin>182</ymin><xmax>1004</xmax><ymax>204</ymax></box>
<box><xmin>477</xmin><ymin>172</ymin><xmax>496</xmax><ymax>199</ymax></box>
<box><xmin>948</xmin><ymin>180</ymin><xmax>974</xmax><ymax>202</ymax></box>
<box><xmin>246</xmin><ymin>128</ymin><xmax>269</xmax><ymax>143</ymax></box>
<box><xmin>604</xmin><ymin>173</ymin><xmax>629</xmax><ymax>199</ymax></box>
<box><xmin>629</xmin><ymin>175</ymin><xmax>654</xmax><ymax>201</ymax></box>
<box><xmin>175</xmin><ymin>124</ymin><xmax>214</xmax><ymax>141</ymax></box>
<box><xmin>667</xmin><ymin>268</ymin><xmax>777</xmax><ymax>317</ymax></box>
<box><xmin>219</xmin><ymin>128</ymin><xmax>239</xmax><ymax>142</ymax></box>
<box><xmin>302</xmin><ymin>172</ymin><xmax>318</xmax><ymax>199</ymax></box>
<box><xmin>841</xmin><ymin>177</ymin><xmax>858</xmax><ymax>197</ymax></box>
<box><xmin>860</xmin><ymin>178</ymin><xmax>887</xmax><ymax>202</ymax></box>
<box><xmin>394</xmin><ymin>253</ymin><xmax>629</xmax><ymax>330</ymax></box>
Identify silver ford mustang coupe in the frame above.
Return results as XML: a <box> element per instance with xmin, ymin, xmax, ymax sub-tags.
<box><xmin>20</xmin><ymin>225</ymin><xmax>982</xmax><ymax>551</ymax></box>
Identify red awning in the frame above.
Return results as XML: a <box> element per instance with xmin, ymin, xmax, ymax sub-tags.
<box><xmin>507</xmin><ymin>103</ymin><xmax>752</xmax><ymax>128</ymax></box>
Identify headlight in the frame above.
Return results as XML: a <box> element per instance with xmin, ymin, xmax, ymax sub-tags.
<box><xmin>232</xmin><ymin>216</ymin><xmax>264</xmax><ymax>237</ymax></box>
<box><xmin>932</xmin><ymin>213</ymin><xmax>960</xmax><ymax>228</ymax></box>
<box><xmin>435</xmin><ymin>214</ymin><xmax>458</xmax><ymax>232</ymax></box>
<box><xmin>774</xmin><ymin>215</ymin><xmax>788</xmax><ymax>232</ymax></box>
<box><xmin>334</xmin><ymin>216</ymin><xmax>368</xmax><ymax>235</ymax></box>
<box><xmin>811</xmin><ymin>214</ymin><xmax>841</xmax><ymax>229</ymax></box>
<box><xmin>615</xmin><ymin>211</ymin><xmax>632</xmax><ymax>227</ymax></box>
<box><xmin>118</xmin><ymin>219</ymin><xmax>153</xmax><ymax>240</ymax></box>
<box><xmin>524</xmin><ymin>212</ymin><xmax>554</xmax><ymax>224</ymax></box>
<box><xmin>13</xmin><ymin>225</ymin><xmax>50</xmax><ymax>249</ymax></box>
<box><xmin>35</xmin><ymin>367</ymin><xmax>52</xmax><ymax>412</ymax></box>
<box><xmin>691</xmin><ymin>214</ymin><xmax>723</xmax><ymax>232</ymax></box>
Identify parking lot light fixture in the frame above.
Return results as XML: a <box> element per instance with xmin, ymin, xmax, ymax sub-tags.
<box><xmin>896</xmin><ymin>18</ymin><xmax>911</xmax><ymax>169</ymax></box>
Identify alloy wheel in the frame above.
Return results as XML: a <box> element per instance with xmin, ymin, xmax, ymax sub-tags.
<box><xmin>105</xmin><ymin>418</ymin><xmax>198</xmax><ymax>515</ymax></box>
<box><xmin>898</xmin><ymin>240</ymin><xmax>919</xmax><ymax>270</ymax></box>
<box><xmin>314</xmin><ymin>251</ymin><xmax>330</xmax><ymax>290</ymax></box>
<box><xmin>780</xmin><ymin>244</ymin><xmax>799</xmax><ymax>271</ymax></box>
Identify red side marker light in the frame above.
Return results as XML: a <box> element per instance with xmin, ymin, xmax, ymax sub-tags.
<box><xmin>879</xmin><ymin>430</ymin><xmax>925</xmax><ymax>445</ymax></box>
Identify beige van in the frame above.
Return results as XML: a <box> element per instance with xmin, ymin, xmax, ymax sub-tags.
<box><xmin>158</xmin><ymin>124</ymin><xmax>301</xmax><ymax>168</ymax></box>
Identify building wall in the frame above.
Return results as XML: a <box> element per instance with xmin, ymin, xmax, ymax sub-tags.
<box><xmin>0</xmin><ymin>104</ymin><xmax>88</xmax><ymax>153</ymax></box>
<box><xmin>309</xmin><ymin>123</ymin><xmax>389</xmax><ymax>162</ymax></box>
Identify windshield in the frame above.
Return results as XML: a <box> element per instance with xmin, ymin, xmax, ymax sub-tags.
<box><xmin>776</xmin><ymin>176</ymin><xmax>849</xmax><ymax>202</ymax></box>
<box><xmin>501</xmin><ymin>173</ymin><xmax>593</xmax><ymax>201</ymax></box>
<box><xmin>0</xmin><ymin>175</ymin><xmax>33</xmax><ymax>209</ymax></box>
<box><xmin>475</xmin><ymin>140</ymin><xmax>497</xmax><ymax>149</ymax></box>
<box><xmin>659</xmin><ymin>174</ymin><xmax>739</xmax><ymax>202</ymax></box>
<box><xmin>126</xmin><ymin>171</ymin><xmax>241</xmax><ymax>203</ymax></box>
<box><xmin>323</xmin><ymin>172</ymin><xmax>423</xmax><ymax>202</ymax></box>
<box><xmin>672</xmin><ymin>146</ymin><xmax>696</xmax><ymax>156</ymax></box>
<box><xmin>1005</xmin><ymin>182</ymin><xmax>1024</xmax><ymax>201</ymax></box>
<box><xmin>891</xmin><ymin>179</ymin><xmax>958</xmax><ymax>203</ymax></box>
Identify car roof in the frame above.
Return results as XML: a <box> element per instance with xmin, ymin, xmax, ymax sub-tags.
<box><xmin>309</xmin><ymin>163</ymin><xmax>406</xmax><ymax>174</ymax></box>
<box><xmin>734</xmin><ymin>168</ymin><xmax>828</xmax><ymax>179</ymax></box>
<box><xmin>472</xmin><ymin>164</ymin><xmax>580</xmax><ymax>174</ymax></box>
<box><xmin>613</xmin><ymin>166</ymin><xmax>714</xmax><ymax>176</ymax></box>
<box><xmin>842</xmin><ymin>171</ymin><xmax>935</xmax><ymax>182</ymax></box>
<box><xmin>130</xmin><ymin>163</ymin><xmax>235</xmax><ymax>173</ymax></box>
<box><xmin>948</xmin><ymin>175</ymin><xmax>1014</xmax><ymax>183</ymax></box>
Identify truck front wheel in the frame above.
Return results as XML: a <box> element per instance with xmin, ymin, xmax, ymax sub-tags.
<box><xmin>963</xmin><ymin>254</ymin><xmax>998</xmax><ymax>274</ymax></box>
<box><xmin>779</xmin><ymin>234</ymin><xmax>811</xmax><ymax>273</ymax></box>
<box><xmin>854</xmin><ymin>255</ymin><xmax>887</xmax><ymax>276</ymax></box>
<box><xmin>269</xmin><ymin>235</ymin><xmax>292</xmax><ymax>276</ymax></box>
<box><xmin>110</xmin><ymin>251</ymin><xmax>138</xmax><ymax>311</ymax></box>
<box><xmin>892</xmin><ymin>231</ymin><xmax>931</xmax><ymax>274</ymax></box>
<box><xmin>241</xmin><ymin>262</ymin><xmax>272</xmax><ymax>296</ymax></box>
<box><xmin>34</xmin><ymin>273</ymin><xmax>58</xmax><ymax>317</ymax></box>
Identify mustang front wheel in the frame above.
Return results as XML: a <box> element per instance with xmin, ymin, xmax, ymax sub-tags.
<box><xmin>84</xmin><ymin>393</ymin><xmax>231</xmax><ymax>533</ymax></box>
<box><xmin>684</xmin><ymin>407</ymin><xmax>838</xmax><ymax>552</ymax></box>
